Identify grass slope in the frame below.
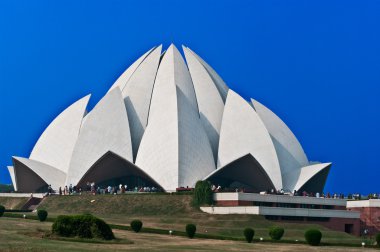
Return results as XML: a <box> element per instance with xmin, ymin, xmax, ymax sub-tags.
<box><xmin>0</xmin><ymin>197</ymin><xmax>29</xmax><ymax>209</ymax></box>
<box><xmin>0</xmin><ymin>218</ymin><xmax>377</xmax><ymax>252</ymax></box>
<box><xmin>36</xmin><ymin>194</ymin><xmax>366</xmax><ymax>245</ymax></box>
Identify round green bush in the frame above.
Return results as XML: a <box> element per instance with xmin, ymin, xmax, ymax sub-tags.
<box><xmin>376</xmin><ymin>233</ymin><xmax>380</xmax><ymax>247</ymax></box>
<box><xmin>304</xmin><ymin>229</ymin><xmax>322</xmax><ymax>246</ymax></box>
<box><xmin>186</xmin><ymin>224</ymin><xmax>197</xmax><ymax>238</ymax></box>
<box><xmin>244</xmin><ymin>228</ymin><xmax>255</xmax><ymax>243</ymax></box>
<box><xmin>0</xmin><ymin>205</ymin><xmax>5</xmax><ymax>217</ymax></box>
<box><xmin>52</xmin><ymin>214</ymin><xmax>114</xmax><ymax>240</ymax></box>
<box><xmin>37</xmin><ymin>209</ymin><xmax>48</xmax><ymax>222</ymax></box>
<box><xmin>130</xmin><ymin>219</ymin><xmax>143</xmax><ymax>233</ymax></box>
<box><xmin>269</xmin><ymin>226</ymin><xmax>284</xmax><ymax>241</ymax></box>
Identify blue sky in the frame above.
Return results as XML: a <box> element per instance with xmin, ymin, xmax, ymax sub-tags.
<box><xmin>0</xmin><ymin>1</ymin><xmax>379</xmax><ymax>194</ymax></box>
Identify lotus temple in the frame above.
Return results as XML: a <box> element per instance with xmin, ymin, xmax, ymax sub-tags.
<box><xmin>7</xmin><ymin>44</ymin><xmax>331</xmax><ymax>193</ymax></box>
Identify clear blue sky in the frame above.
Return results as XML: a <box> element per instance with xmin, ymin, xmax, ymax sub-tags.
<box><xmin>0</xmin><ymin>1</ymin><xmax>379</xmax><ymax>194</ymax></box>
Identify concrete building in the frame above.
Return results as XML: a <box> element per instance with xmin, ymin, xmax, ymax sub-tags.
<box><xmin>202</xmin><ymin>192</ymin><xmax>361</xmax><ymax>235</ymax></box>
<box><xmin>7</xmin><ymin>44</ymin><xmax>331</xmax><ymax>193</ymax></box>
<box><xmin>347</xmin><ymin>199</ymin><xmax>380</xmax><ymax>235</ymax></box>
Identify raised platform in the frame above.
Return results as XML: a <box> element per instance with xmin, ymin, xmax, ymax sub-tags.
<box><xmin>201</xmin><ymin>206</ymin><xmax>359</xmax><ymax>219</ymax></box>
<box><xmin>0</xmin><ymin>193</ymin><xmax>46</xmax><ymax>199</ymax></box>
<box><xmin>201</xmin><ymin>192</ymin><xmax>361</xmax><ymax>236</ymax></box>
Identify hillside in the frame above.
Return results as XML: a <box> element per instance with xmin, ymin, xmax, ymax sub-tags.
<box><xmin>0</xmin><ymin>196</ymin><xmax>29</xmax><ymax>209</ymax></box>
<box><xmin>36</xmin><ymin>193</ymin><xmax>362</xmax><ymax>244</ymax></box>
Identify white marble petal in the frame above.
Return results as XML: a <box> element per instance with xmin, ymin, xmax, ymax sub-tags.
<box><xmin>30</xmin><ymin>95</ymin><xmax>90</xmax><ymax>173</ymax></box>
<box><xmin>185</xmin><ymin>47</ymin><xmax>229</xmax><ymax>102</ymax></box>
<box><xmin>251</xmin><ymin>99</ymin><xmax>309</xmax><ymax>167</ymax></box>
<box><xmin>136</xmin><ymin>44</ymin><xmax>215</xmax><ymax>191</ymax></box>
<box><xmin>183</xmin><ymin>46</ymin><xmax>224</xmax><ymax>163</ymax></box>
<box><xmin>107</xmin><ymin>47</ymin><xmax>156</xmax><ymax>92</ymax></box>
<box><xmin>66</xmin><ymin>88</ymin><xmax>133</xmax><ymax>186</ymax></box>
<box><xmin>7</xmin><ymin>166</ymin><xmax>17</xmax><ymax>191</ymax></box>
<box><xmin>292</xmin><ymin>163</ymin><xmax>332</xmax><ymax>192</ymax></box>
<box><xmin>12</xmin><ymin>157</ymin><xmax>66</xmax><ymax>191</ymax></box>
<box><xmin>218</xmin><ymin>90</ymin><xmax>282</xmax><ymax>190</ymax></box>
<box><xmin>122</xmin><ymin>45</ymin><xmax>162</xmax><ymax>160</ymax></box>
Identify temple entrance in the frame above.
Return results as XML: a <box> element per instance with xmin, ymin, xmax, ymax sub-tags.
<box><xmin>77</xmin><ymin>151</ymin><xmax>162</xmax><ymax>191</ymax></box>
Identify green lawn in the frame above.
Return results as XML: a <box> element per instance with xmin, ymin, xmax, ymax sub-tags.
<box><xmin>34</xmin><ymin>193</ymin><xmax>372</xmax><ymax>245</ymax></box>
<box><xmin>0</xmin><ymin>196</ymin><xmax>29</xmax><ymax>209</ymax></box>
<box><xmin>0</xmin><ymin>218</ymin><xmax>378</xmax><ymax>252</ymax></box>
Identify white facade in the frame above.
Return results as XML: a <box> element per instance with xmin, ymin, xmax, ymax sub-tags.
<box><xmin>8</xmin><ymin>44</ymin><xmax>331</xmax><ymax>193</ymax></box>
<box><xmin>29</xmin><ymin>95</ymin><xmax>90</xmax><ymax>173</ymax></box>
<box><xmin>183</xmin><ymin>46</ymin><xmax>224</xmax><ymax>163</ymax></box>
<box><xmin>7</xmin><ymin>166</ymin><xmax>17</xmax><ymax>191</ymax></box>
<box><xmin>121</xmin><ymin>45</ymin><xmax>162</xmax><ymax>160</ymax></box>
<box><xmin>135</xmin><ymin>45</ymin><xmax>215</xmax><ymax>191</ymax></box>
<box><xmin>66</xmin><ymin>88</ymin><xmax>133</xmax><ymax>186</ymax></box>
<box><xmin>218</xmin><ymin>90</ymin><xmax>282</xmax><ymax>190</ymax></box>
<box><xmin>12</xmin><ymin>157</ymin><xmax>66</xmax><ymax>192</ymax></box>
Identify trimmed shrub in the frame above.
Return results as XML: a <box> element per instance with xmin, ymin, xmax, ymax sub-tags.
<box><xmin>37</xmin><ymin>209</ymin><xmax>48</xmax><ymax>222</ymax></box>
<box><xmin>130</xmin><ymin>219</ymin><xmax>143</xmax><ymax>233</ymax></box>
<box><xmin>269</xmin><ymin>226</ymin><xmax>284</xmax><ymax>241</ymax></box>
<box><xmin>186</xmin><ymin>224</ymin><xmax>196</xmax><ymax>238</ymax></box>
<box><xmin>0</xmin><ymin>205</ymin><xmax>5</xmax><ymax>217</ymax></box>
<box><xmin>304</xmin><ymin>229</ymin><xmax>322</xmax><ymax>246</ymax></box>
<box><xmin>193</xmin><ymin>180</ymin><xmax>213</xmax><ymax>206</ymax></box>
<box><xmin>376</xmin><ymin>233</ymin><xmax>380</xmax><ymax>247</ymax></box>
<box><xmin>52</xmin><ymin>214</ymin><xmax>114</xmax><ymax>240</ymax></box>
<box><xmin>244</xmin><ymin>228</ymin><xmax>255</xmax><ymax>243</ymax></box>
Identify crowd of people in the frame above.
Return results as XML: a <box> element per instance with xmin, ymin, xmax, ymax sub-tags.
<box><xmin>210</xmin><ymin>185</ymin><xmax>376</xmax><ymax>200</ymax></box>
<box><xmin>46</xmin><ymin>182</ymin><xmax>378</xmax><ymax>200</ymax></box>
<box><xmin>47</xmin><ymin>182</ymin><xmax>160</xmax><ymax>196</ymax></box>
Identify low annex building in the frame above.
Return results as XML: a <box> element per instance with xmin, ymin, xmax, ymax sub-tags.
<box><xmin>202</xmin><ymin>192</ymin><xmax>362</xmax><ymax>236</ymax></box>
<box><xmin>8</xmin><ymin>44</ymin><xmax>331</xmax><ymax>193</ymax></box>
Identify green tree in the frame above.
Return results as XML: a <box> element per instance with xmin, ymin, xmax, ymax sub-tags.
<box><xmin>193</xmin><ymin>180</ymin><xmax>213</xmax><ymax>206</ymax></box>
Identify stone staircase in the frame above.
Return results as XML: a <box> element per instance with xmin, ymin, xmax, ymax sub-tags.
<box><xmin>21</xmin><ymin>197</ymin><xmax>44</xmax><ymax>211</ymax></box>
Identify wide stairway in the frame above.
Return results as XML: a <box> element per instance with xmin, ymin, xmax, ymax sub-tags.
<box><xmin>21</xmin><ymin>197</ymin><xmax>44</xmax><ymax>211</ymax></box>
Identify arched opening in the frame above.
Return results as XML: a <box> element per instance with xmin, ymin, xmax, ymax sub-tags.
<box><xmin>77</xmin><ymin>151</ymin><xmax>163</xmax><ymax>190</ymax></box>
<box><xmin>205</xmin><ymin>154</ymin><xmax>276</xmax><ymax>192</ymax></box>
<box><xmin>298</xmin><ymin>164</ymin><xmax>331</xmax><ymax>194</ymax></box>
<box><xmin>12</xmin><ymin>159</ymin><xmax>48</xmax><ymax>193</ymax></box>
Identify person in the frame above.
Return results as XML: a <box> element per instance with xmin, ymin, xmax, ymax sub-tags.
<box><xmin>69</xmin><ymin>184</ymin><xmax>73</xmax><ymax>195</ymax></box>
<box><xmin>64</xmin><ymin>185</ymin><xmax>68</xmax><ymax>195</ymax></box>
<box><xmin>90</xmin><ymin>182</ymin><xmax>95</xmax><ymax>193</ymax></box>
<box><xmin>216</xmin><ymin>185</ymin><xmax>221</xmax><ymax>192</ymax></box>
<box><xmin>48</xmin><ymin>184</ymin><xmax>52</xmax><ymax>195</ymax></box>
<box><xmin>316</xmin><ymin>192</ymin><xmax>320</xmax><ymax>198</ymax></box>
<box><xmin>124</xmin><ymin>184</ymin><xmax>128</xmax><ymax>192</ymax></box>
<box><xmin>59</xmin><ymin>187</ymin><xmax>62</xmax><ymax>196</ymax></box>
<box><xmin>211</xmin><ymin>184</ymin><xmax>216</xmax><ymax>191</ymax></box>
<box><xmin>107</xmin><ymin>185</ymin><xmax>112</xmax><ymax>194</ymax></box>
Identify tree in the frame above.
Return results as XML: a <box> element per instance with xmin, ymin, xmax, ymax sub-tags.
<box><xmin>193</xmin><ymin>180</ymin><xmax>213</xmax><ymax>206</ymax></box>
